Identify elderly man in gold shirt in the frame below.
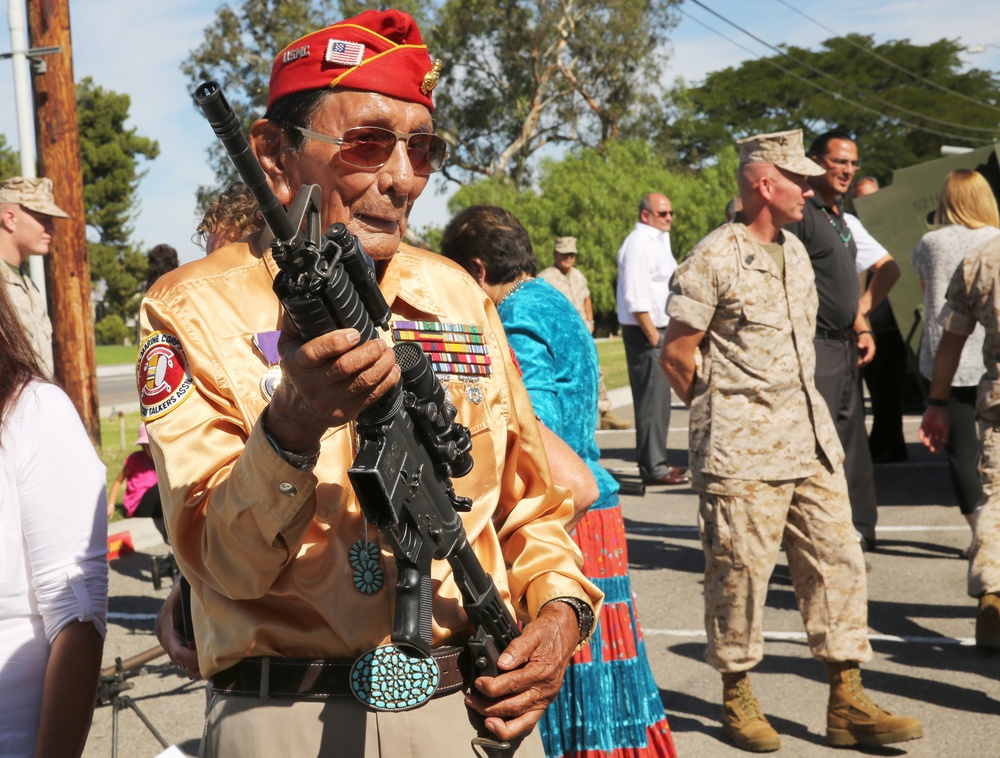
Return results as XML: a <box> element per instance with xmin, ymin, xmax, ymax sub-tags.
<box><xmin>138</xmin><ymin>10</ymin><xmax>600</xmax><ymax>757</ymax></box>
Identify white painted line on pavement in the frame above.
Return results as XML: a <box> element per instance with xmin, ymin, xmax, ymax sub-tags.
<box><xmin>627</xmin><ymin>524</ymin><xmax>969</xmax><ymax>535</ymax></box>
<box><xmin>876</xmin><ymin>525</ymin><xmax>968</xmax><ymax>532</ymax></box>
<box><xmin>644</xmin><ymin>628</ymin><xmax>976</xmax><ymax>646</ymax></box>
<box><xmin>109</xmin><ymin>612</ymin><xmax>159</xmax><ymax>621</ymax></box>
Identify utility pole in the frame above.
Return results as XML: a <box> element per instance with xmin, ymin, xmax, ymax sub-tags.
<box><xmin>27</xmin><ymin>0</ymin><xmax>100</xmax><ymax>444</ymax></box>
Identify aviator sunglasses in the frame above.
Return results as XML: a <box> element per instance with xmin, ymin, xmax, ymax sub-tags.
<box><xmin>295</xmin><ymin>125</ymin><xmax>449</xmax><ymax>175</ymax></box>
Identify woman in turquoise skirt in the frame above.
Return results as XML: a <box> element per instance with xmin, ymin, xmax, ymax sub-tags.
<box><xmin>441</xmin><ymin>205</ymin><xmax>677</xmax><ymax>758</ymax></box>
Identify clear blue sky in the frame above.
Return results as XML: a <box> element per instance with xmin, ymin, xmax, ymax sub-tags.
<box><xmin>1</xmin><ymin>0</ymin><xmax>998</xmax><ymax>264</ymax></box>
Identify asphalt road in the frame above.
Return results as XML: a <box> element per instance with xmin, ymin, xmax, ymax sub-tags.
<box><xmin>84</xmin><ymin>402</ymin><xmax>1000</xmax><ymax>758</ymax></box>
<box><xmin>97</xmin><ymin>364</ymin><xmax>141</xmax><ymax>417</ymax></box>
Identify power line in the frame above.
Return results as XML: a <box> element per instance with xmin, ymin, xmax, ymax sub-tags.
<box><xmin>675</xmin><ymin>6</ymin><xmax>994</xmax><ymax>145</ymax></box>
<box><xmin>773</xmin><ymin>0</ymin><xmax>1000</xmax><ymax>114</ymax></box>
<box><xmin>685</xmin><ymin>0</ymin><xmax>998</xmax><ymax>137</ymax></box>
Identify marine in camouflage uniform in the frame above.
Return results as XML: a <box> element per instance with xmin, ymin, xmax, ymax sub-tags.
<box><xmin>920</xmin><ymin>233</ymin><xmax>1000</xmax><ymax>648</ymax></box>
<box><xmin>1</xmin><ymin>260</ymin><xmax>53</xmax><ymax>377</ymax></box>
<box><xmin>0</xmin><ymin>177</ymin><xmax>70</xmax><ymax>379</ymax></box>
<box><xmin>662</xmin><ymin>129</ymin><xmax>922</xmax><ymax>753</ymax></box>
<box><xmin>667</xmin><ymin>219</ymin><xmax>870</xmax><ymax>673</ymax></box>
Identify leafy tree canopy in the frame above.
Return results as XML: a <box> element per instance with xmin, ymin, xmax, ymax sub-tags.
<box><xmin>432</xmin><ymin>0</ymin><xmax>679</xmax><ymax>187</ymax></box>
<box><xmin>664</xmin><ymin>34</ymin><xmax>1000</xmax><ymax>183</ymax></box>
<box><xmin>0</xmin><ymin>134</ymin><xmax>20</xmax><ymax>180</ymax></box>
<box><xmin>446</xmin><ymin>140</ymin><xmax>738</xmax><ymax>322</ymax></box>
<box><xmin>76</xmin><ymin>77</ymin><xmax>160</xmax><ymax>331</ymax></box>
<box><xmin>78</xmin><ymin>77</ymin><xmax>160</xmax><ymax>246</ymax></box>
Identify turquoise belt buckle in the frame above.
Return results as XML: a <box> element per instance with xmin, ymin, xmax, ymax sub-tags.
<box><xmin>350</xmin><ymin>645</ymin><xmax>440</xmax><ymax>711</ymax></box>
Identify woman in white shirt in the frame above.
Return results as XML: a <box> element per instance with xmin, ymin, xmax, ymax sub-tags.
<box><xmin>0</xmin><ymin>282</ymin><xmax>108</xmax><ymax>757</ymax></box>
<box><xmin>911</xmin><ymin>169</ymin><xmax>1000</xmax><ymax>549</ymax></box>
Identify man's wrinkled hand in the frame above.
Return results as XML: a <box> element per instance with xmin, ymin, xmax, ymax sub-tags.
<box><xmin>465</xmin><ymin>601</ymin><xmax>581</xmax><ymax>741</ymax></box>
<box><xmin>155</xmin><ymin>582</ymin><xmax>201</xmax><ymax>681</ymax></box>
<box><xmin>267</xmin><ymin>318</ymin><xmax>400</xmax><ymax>450</ymax></box>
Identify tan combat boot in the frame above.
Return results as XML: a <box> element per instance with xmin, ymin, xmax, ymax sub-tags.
<box><xmin>975</xmin><ymin>592</ymin><xmax>1000</xmax><ymax>649</ymax></box>
<box><xmin>721</xmin><ymin>672</ymin><xmax>780</xmax><ymax>752</ymax></box>
<box><xmin>825</xmin><ymin>662</ymin><xmax>923</xmax><ymax>747</ymax></box>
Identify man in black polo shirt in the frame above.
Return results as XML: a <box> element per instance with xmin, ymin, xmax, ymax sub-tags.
<box><xmin>786</xmin><ymin>130</ymin><xmax>900</xmax><ymax>552</ymax></box>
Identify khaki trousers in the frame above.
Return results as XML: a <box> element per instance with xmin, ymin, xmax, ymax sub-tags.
<box><xmin>199</xmin><ymin>687</ymin><xmax>545</xmax><ymax>758</ymax></box>
<box><xmin>969</xmin><ymin>425</ymin><xmax>1000</xmax><ymax>597</ymax></box>
<box><xmin>698</xmin><ymin>466</ymin><xmax>873</xmax><ymax>672</ymax></box>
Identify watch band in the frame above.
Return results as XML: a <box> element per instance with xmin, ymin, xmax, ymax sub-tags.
<box><xmin>264</xmin><ymin>431</ymin><xmax>321</xmax><ymax>470</ymax></box>
<box><xmin>542</xmin><ymin>596</ymin><xmax>596</xmax><ymax>643</ymax></box>
<box><xmin>926</xmin><ymin>397</ymin><xmax>949</xmax><ymax>408</ymax></box>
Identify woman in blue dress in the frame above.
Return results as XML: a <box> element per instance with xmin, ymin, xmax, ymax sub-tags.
<box><xmin>441</xmin><ymin>205</ymin><xmax>677</xmax><ymax>758</ymax></box>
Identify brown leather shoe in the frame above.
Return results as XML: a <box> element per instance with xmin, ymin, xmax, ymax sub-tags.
<box><xmin>645</xmin><ymin>466</ymin><xmax>690</xmax><ymax>486</ymax></box>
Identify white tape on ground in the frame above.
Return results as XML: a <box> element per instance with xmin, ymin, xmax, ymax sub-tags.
<box><xmin>626</xmin><ymin>524</ymin><xmax>969</xmax><ymax>535</ymax></box>
<box><xmin>643</xmin><ymin>628</ymin><xmax>976</xmax><ymax>646</ymax></box>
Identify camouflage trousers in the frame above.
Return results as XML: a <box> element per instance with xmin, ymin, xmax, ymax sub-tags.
<box><xmin>597</xmin><ymin>370</ymin><xmax>613</xmax><ymax>414</ymax></box>
<box><xmin>969</xmin><ymin>424</ymin><xmax>1000</xmax><ymax>597</ymax></box>
<box><xmin>698</xmin><ymin>467</ymin><xmax>873</xmax><ymax>672</ymax></box>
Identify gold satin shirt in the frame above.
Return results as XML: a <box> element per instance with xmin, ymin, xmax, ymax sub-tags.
<box><xmin>139</xmin><ymin>238</ymin><xmax>601</xmax><ymax>677</ymax></box>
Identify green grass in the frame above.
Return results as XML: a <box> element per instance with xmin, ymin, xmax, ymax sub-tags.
<box><xmin>596</xmin><ymin>337</ymin><xmax>628</xmax><ymax>390</ymax></box>
<box><xmin>96</xmin><ymin>344</ymin><xmax>138</xmax><ymax>367</ymax></box>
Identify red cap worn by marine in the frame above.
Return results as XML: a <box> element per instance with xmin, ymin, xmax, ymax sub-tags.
<box><xmin>268</xmin><ymin>8</ymin><xmax>441</xmax><ymax>111</ymax></box>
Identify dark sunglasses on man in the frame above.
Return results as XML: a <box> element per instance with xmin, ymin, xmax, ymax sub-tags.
<box><xmin>295</xmin><ymin>125</ymin><xmax>449</xmax><ymax>175</ymax></box>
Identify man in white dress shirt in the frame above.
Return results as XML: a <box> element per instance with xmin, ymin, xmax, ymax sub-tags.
<box><xmin>616</xmin><ymin>193</ymin><xmax>688</xmax><ymax>485</ymax></box>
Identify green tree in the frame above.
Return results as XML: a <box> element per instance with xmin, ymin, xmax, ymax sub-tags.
<box><xmin>77</xmin><ymin>77</ymin><xmax>160</xmax><ymax>333</ymax></box>
<box><xmin>448</xmin><ymin>140</ymin><xmax>738</xmax><ymax>323</ymax></box>
<box><xmin>664</xmin><ymin>35</ymin><xmax>1000</xmax><ymax>183</ymax></box>
<box><xmin>432</xmin><ymin>0</ymin><xmax>679</xmax><ymax>187</ymax></box>
<box><xmin>0</xmin><ymin>134</ymin><xmax>20</xmax><ymax>180</ymax></box>
<box><xmin>94</xmin><ymin>313</ymin><xmax>130</xmax><ymax>346</ymax></box>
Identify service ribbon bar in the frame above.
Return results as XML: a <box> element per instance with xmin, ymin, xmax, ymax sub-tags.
<box><xmin>393</xmin><ymin>320</ymin><xmax>492</xmax><ymax>377</ymax></box>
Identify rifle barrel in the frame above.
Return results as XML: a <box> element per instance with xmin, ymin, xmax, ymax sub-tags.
<box><xmin>193</xmin><ymin>80</ymin><xmax>296</xmax><ymax>243</ymax></box>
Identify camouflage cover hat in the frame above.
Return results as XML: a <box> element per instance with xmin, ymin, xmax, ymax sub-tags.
<box><xmin>0</xmin><ymin>177</ymin><xmax>70</xmax><ymax>218</ymax></box>
<box><xmin>554</xmin><ymin>236</ymin><xmax>577</xmax><ymax>254</ymax></box>
<box><xmin>737</xmin><ymin>129</ymin><xmax>825</xmax><ymax>177</ymax></box>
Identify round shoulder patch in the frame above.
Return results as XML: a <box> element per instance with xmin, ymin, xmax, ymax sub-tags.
<box><xmin>137</xmin><ymin>332</ymin><xmax>195</xmax><ymax>421</ymax></box>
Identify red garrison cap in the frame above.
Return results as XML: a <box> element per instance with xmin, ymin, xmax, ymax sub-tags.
<box><xmin>268</xmin><ymin>9</ymin><xmax>439</xmax><ymax>112</ymax></box>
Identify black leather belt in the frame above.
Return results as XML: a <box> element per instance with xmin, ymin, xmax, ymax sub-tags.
<box><xmin>815</xmin><ymin>328</ymin><xmax>852</xmax><ymax>341</ymax></box>
<box><xmin>211</xmin><ymin>645</ymin><xmax>470</xmax><ymax>700</ymax></box>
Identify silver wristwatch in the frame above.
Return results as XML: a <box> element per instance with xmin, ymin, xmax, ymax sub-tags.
<box><xmin>543</xmin><ymin>596</ymin><xmax>596</xmax><ymax>643</ymax></box>
<box><xmin>264</xmin><ymin>431</ymin><xmax>320</xmax><ymax>471</ymax></box>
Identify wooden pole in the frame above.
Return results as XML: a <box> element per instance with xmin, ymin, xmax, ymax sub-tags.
<box><xmin>27</xmin><ymin>0</ymin><xmax>100</xmax><ymax>444</ymax></box>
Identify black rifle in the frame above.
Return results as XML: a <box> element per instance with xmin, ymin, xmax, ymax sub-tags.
<box><xmin>193</xmin><ymin>81</ymin><xmax>519</xmax><ymax>679</ymax></box>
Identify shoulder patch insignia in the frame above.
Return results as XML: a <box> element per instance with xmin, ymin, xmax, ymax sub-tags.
<box><xmin>137</xmin><ymin>332</ymin><xmax>195</xmax><ymax>421</ymax></box>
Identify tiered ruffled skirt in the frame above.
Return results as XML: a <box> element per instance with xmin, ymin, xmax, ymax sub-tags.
<box><xmin>539</xmin><ymin>502</ymin><xmax>678</xmax><ymax>758</ymax></box>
